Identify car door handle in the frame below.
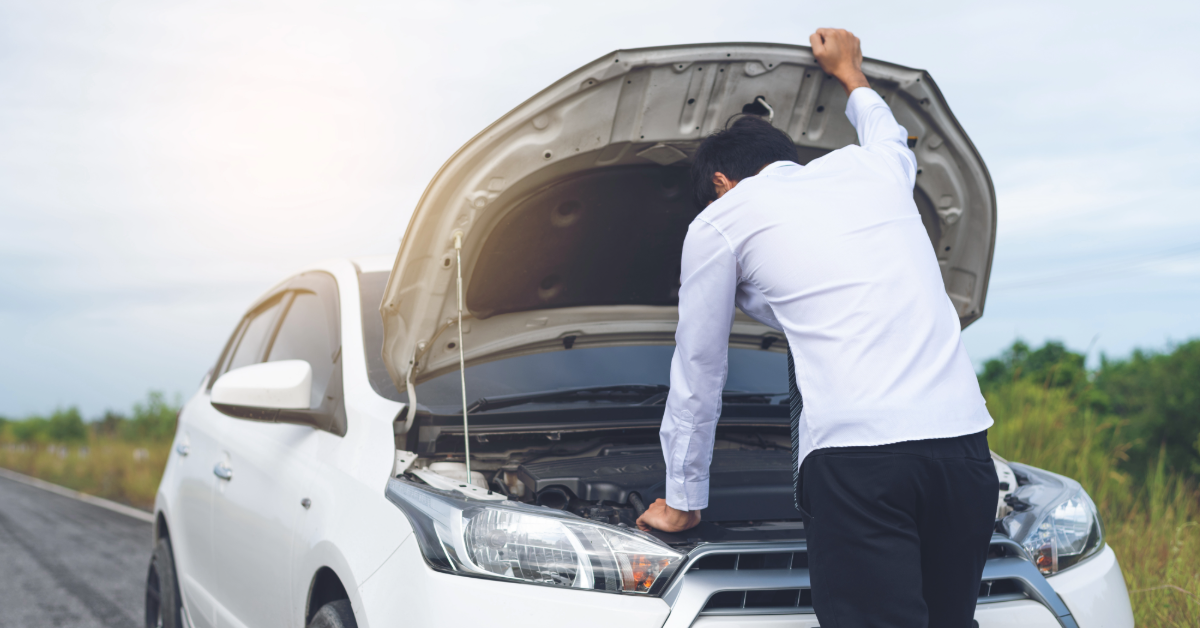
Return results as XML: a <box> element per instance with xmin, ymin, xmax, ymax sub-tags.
<box><xmin>213</xmin><ymin>461</ymin><xmax>234</xmax><ymax>481</ymax></box>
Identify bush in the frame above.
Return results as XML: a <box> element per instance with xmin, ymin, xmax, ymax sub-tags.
<box><xmin>6</xmin><ymin>408</ymin><xmax>89</xmax><ymax>444</ymax></box>
<box><xmin>0</xmin><ymin>393</ymin><xmax>179</xmax><ymax>446</ymax></box>
<box><xmin>47</xmin><ymin>407</ymin><xmax>87</xmax><ymax>443</ymax></box>
<box><xmin>93</xmin><ymin>410</ymin><xmax>127</xmax><ymax>437</ymax></box>
<box><xmin>1095</xmin><ymin>340</ymin><xmax>1200</xmax><ymax>475</ymax></box>
<box><xmin>983</xmin><ymin>339</ymin><xmax>1200</xmax><ymax>477</ymax></box>
<box><xmin>11</xmin><ymin>417</ymin><xmax>48</xmax><ymax>443</ymax></box>
<box><xmin>979</xmin><ymin>340</ymin><xmax>1092</xmax><ymax>398</ymax></box>
<box><xmin>123</xmin><ymin>391</ymin><xmax>179</xmax><ymax>442</ymax></box>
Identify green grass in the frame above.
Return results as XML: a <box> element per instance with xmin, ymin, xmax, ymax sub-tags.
<box><xmin>0</xmin><ymin>438</ymin><xmax>169</xmax><ymax>511</ymax></box>
<box><xmin>987</xmin><ymin>380</ymin><xmax>1200</xmax><ymax>627</ymax></box>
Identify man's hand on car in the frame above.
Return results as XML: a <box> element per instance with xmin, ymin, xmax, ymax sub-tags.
<box><xmin>809</xmin><ymin>28</ymin><xmax>870</xmax><ymax>96</ymax></box>
<box><xmin>636</xmin><ymin>498</ymin><xmax>701</xmax><ymax>533</ymax></box>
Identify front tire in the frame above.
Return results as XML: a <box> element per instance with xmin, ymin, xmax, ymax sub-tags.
<box><xmin>145</xmin><ymin>537</ymin><xmax>183</xmax><ymax>628</ymax></box>
<box><xmin>307</xmin><ymin>600</ymin><xmax>357</xmax><ymax>628</ymax></box>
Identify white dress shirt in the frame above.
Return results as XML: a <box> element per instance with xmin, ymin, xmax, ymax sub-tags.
<box><xmin>660</xmin><ymin>87</ymin><xmax>994</xmax><ymax>511</ymax></box>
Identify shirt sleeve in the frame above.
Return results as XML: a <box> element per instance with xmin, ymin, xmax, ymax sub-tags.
<box><xmin>735</xmin><ymin>281</ymin><xmax>783</xmax><ymax>331</ymax></box>
<box><xmin>845</xmin><ymin>87</ymin><xmax>917</xmax><ymax>190</ymax></box>
<box><xmin>661</xmin><ymin>219</ymin><xmax>737</xmax><ymax>511</ymax></box>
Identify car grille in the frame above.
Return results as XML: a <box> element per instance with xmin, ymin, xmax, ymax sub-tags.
<box><xmin>703</xmin><ymin>588</ymin><xmax>814</xmax><ymax>613</ymax></box>
<box><xmin>698</xmin><ymin>579</ymin><xmax>1026</xmax><ymax>614</ymax></box>
<box><xmin>689</xmin><ymin>551</ymin><xmax>1029</xmax><ymax>615</ymax></box>
<box><xmin>664</xmin><ymin>536</ymin><xmax>1076</xmax><ymax>628</ymax></box>
<box><xmin>978</xmin><ymin>578</ymin><xmax>1028</xmax><ymax>603</ymax></box>
<box><xmin>691</xmin><ymin>551</ymin><xmax>807</xmax><ymax>571</ymax></box>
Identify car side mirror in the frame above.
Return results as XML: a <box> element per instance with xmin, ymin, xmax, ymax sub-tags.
<box><xmin>211</xmin><ymin>360</ymin><xmax>339</xmax><ymax>433</ymax></box>
<box><xmin>212</xmin><ymin>360</ymin><xmax>312</xmax><ymax>410</ymax></box>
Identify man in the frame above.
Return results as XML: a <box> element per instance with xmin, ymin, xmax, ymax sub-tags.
<box><xmin>635</xmin><ymin>29</ymin><xmax>999</xmax><ymax>628</ymax></box>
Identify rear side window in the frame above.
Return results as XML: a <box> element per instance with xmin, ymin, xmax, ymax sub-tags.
<box><xmin>225</xmin><ymin>296</ymin><xmax>285</xmax><ymax>374</ymax></box>
<box><xmin>268</xmin><ymin>291</ymin><xmax>335</xmax><ymax>408</ymax></box>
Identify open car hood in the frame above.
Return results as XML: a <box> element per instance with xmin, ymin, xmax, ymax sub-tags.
<box><xmin>381</xmin><ymin>43</ymin><xmax>996</xmax><ymax>388</ymax></box>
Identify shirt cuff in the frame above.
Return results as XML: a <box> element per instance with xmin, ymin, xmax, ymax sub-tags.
<box><xmin>844</xmin><ymin>86</ymin><xmax>883</xmax><ymax>130</ymax></box>
<box><xmin>665</xmin><ymin>476</ymin><xmax>710</xmax><ymax>512</ymax></box>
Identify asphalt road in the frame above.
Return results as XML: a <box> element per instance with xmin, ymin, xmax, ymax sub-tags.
<box><xmin>0</xmin><ymin>474</ymin><xmax>150</xmax><ymax>628</ymax></box>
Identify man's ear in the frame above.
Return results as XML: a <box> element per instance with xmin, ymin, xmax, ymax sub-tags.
<box><xmin>713</xmin><ymin>172</ymin><xmax>737</xmax><ymax>199</ymax></box>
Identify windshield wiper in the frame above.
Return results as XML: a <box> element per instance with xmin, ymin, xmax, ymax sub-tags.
<box><xmin>468</xmin><ymin>384</ymin><xmax>670</xmax><ymax>413</ymax></box>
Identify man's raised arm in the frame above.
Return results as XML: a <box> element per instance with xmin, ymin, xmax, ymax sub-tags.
<box><xmin>811</xmin><ymin>28</ymin><xmax>917</xmax><ymax>188</ymax></box>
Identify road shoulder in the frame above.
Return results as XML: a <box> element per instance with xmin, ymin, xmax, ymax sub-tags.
<box><xmin>0</xmin><ymin>466</ymin><xmax>154</xmax><ymax>523</ymax></box>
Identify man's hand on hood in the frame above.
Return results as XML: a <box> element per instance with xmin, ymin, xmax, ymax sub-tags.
<box><xmin>636</xmin><ymin>498</ymin><xmax>702</xmax><ymax>533</ymax></box>
<box><xmin>810</xmin><ymin>28</ymin><xmax>871</xmax><ymax>96</ymax></box>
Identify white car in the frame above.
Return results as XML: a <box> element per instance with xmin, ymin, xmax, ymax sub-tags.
<box><xmin>147</xmin><ymin>43</ymin><xmax>1134</xmax><ymax>628</ymax></box>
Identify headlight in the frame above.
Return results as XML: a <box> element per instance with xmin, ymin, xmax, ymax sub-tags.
<box><xmin>1001</xmin><ymin>463</ymin><xmax>1104</xmax><ymax>575</ymax></box>
<box><xmin>386</xmin><ymin>477</ymin><xmax>685</xmax><ymax>594</ymax></box>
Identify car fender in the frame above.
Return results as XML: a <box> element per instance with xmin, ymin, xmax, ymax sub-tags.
<box><xmin>291</xmin><ymin>465</ymin><xmax>414</xmax><ymax>627</ymax></box>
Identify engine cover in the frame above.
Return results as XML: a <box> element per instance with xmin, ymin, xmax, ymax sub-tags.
<box><xmin>517</xmin><ymin>449</ymin><xmax>800</xmax><ymax>522</ymax></box>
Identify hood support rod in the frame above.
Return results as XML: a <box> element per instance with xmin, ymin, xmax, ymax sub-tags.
<box><xmin>453</xmin><ymin>231</ymin><xmax>473</xmax><ymax>480</ymax></box>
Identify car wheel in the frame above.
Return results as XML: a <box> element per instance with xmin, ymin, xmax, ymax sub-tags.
<box><xmin>307</xmin><ymin>600</ymin><xmax>357</xmax><ymax>628</ymax></box>
<box><xmin>145</xmin><ymin>537</ymin><xmax>183</xmax><ymax>628</ymax></box>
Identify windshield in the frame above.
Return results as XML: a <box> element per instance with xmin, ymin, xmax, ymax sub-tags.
<box><xmin>358</xmin><ymin>271</ymin><xmax>789</xmax><ymax>411</ymax></box>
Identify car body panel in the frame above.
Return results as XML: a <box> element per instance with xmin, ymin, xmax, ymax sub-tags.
<box><xmin>380</xmin><ymin>43</ymin><xmax>996</xmax><ymax>390</ymax></box>
<box><xmin>211</xmin><ymin>417</ymin><xmax>317</xmax><ymax>628</ymax></box>
<box><xmin>157</xmin><ymin>259</ymin><xmax>405</xmax><ymax>628</ymax></box>
<box><xmin>166</xmin><ymin>387</ymin><xmax>224</xmax><ymax>628</ymax></box>
<box><xmin>1047</xmin><ymin>546</ymin><xmax>1135</xmax><ymax>628</ymax></box>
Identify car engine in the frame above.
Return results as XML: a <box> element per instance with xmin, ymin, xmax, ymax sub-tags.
<box><xmin>505</xmin><ymin>445</ymin><xmax>800</xmax><ymax>526</ymax></box>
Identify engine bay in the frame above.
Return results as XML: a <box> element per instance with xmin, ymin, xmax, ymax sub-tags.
<box><xmin>395</xmin><ymin>423</ymin><xmax>1016</xmax><ymax>544</ymax></box>
<box><xmin>395</xmin><ymin>425</ymin><xmax>804</xmax><ymax>538</ymax></box>
<box><xmin>517</xmin><ymin>447</ymin><xmax>801</xmax><ymax>524</ymax></box>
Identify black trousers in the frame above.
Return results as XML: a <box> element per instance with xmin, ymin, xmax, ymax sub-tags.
<box><xmin>797</xmin><ymin>431</ymin><xmax>998</xmax><ymax>628</ymax></box>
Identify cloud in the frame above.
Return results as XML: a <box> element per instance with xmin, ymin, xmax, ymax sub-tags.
<box><xmin>1</xmin><ymin>0</ymin><xmax>1198</xmax><ymax>415</ymax></box>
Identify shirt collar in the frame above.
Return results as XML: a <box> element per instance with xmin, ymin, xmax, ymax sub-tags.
<box><xmin>758</xmin><ymin>160</ymin><xmax>799</xmax><ymax>175</ymax></box>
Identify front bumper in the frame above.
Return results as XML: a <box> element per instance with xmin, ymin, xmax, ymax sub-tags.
<box><xmin>357</xmin><ymin>535</ymin><xmax>1131</xmax><ymax>628</ymax></box>
<box><xmin>691</xmin><ymin>601</ymin><xmax>1061</xmax><ymax>628</ymax></box>
<box><xmin>1046</xmin><ymin>545</ymin><xmax>1134</xmax><ymax>628</ymax></box>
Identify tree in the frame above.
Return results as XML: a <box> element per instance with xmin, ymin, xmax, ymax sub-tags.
<box><xmin>1094</xmin><ymin>340</ymin><xmax>1200</xmax><ymax>474</ymax></box>
<box><xmin>123</xmin><ymin>391</ymin><xmax>180</xmax><ymax>442</ymax></box>
<box><xmin>11</xmin><ymin>417</ymin><xmax>48</xmax><ymax>443</ymax></box>
<box><xmin>978</xmin><ymin>340</ymin><xmax>1090</xmax><ymax>396</ymax></box>
<box><xmin>93</xmin><ymin>410</ymin><xmax>128</xmax><ymax>437</ymax></box>
<box><xmin>980</xmin><ymin>338</ymin><xmax>1200</xmax><ymax>477</ymax></box>
<box><xmin>47</xmin><ymin>407</ymin><xmax>87</xmax><ymax>443</ymax></box>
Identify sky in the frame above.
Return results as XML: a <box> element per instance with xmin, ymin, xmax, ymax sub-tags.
<box><xmin>1</xmin><ymin>0</ymin><xmax>1198</xmax><ymax>418</ymax></box>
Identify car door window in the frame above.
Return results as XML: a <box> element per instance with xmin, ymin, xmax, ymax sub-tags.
<box><xmin>210</xmin><ymin>318</ymin><xmax>247</xmax><ymax>386</ymax></box>
<box><xmin>225</xmin><ymin>295</ymin><xmax>285</xmax><ymax>374</ymax></box>
<box><xmin>267</xmin><ymin>291</ymin><xmax>335</xmax><ymax>408</ymax></box>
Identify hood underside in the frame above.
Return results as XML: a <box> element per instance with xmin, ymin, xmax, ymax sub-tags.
<box><xmin>381</xmin><ymin>43</ymin><xmax>996</xmax><ymax>387</ymax></box>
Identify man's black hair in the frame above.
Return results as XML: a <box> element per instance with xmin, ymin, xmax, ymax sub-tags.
<box><xmin>690</xmin><ymin>115</ymin><xmax>798</xmax><ymax>206</ymax></box>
